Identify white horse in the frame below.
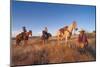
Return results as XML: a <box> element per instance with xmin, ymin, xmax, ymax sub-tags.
<box><xmin>57</xmin><ymin>21</ymin><xmax>78</xmax><ymax>46</ymax></box>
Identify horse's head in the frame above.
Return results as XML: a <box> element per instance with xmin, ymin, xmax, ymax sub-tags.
<box><xmin>72</xmin><ymin>21</ymin><xmax>78</xmax><ymax>31</ymax></box>
<box><xmin>29</xmin><ymin>30</ymin><xmax>32</xmax><ymax>36</ymax></box>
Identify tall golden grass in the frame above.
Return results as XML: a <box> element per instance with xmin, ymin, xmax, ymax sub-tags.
<box><xmin>11</xmin><ymin>33</ymin><xmax>96</xmax><ymax>66</ymax></box>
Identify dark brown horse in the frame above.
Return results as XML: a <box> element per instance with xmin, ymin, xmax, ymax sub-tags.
<box><xmin>41</xmin><ymin>30</ymin><xmax>52</xmax><ymax>45</ymax></box>
<box><xmin>16</xmin><ymin>30</ymin><xmax>32</xmax><ymax>46</ymax></box>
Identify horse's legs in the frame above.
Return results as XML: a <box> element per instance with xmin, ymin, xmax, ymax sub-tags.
<box><xmin>57</xmin><ymin>35</ymin><xmax>60</xmax><ymax>45</ymax></box>
<box><xmin>42</xmin><ymin>40</ymin><xmax>45</xmax><ymax>45</ymax></box>
<box><xmin>45</xmin><ymin>39</ymin><xmax>49</xmax><ymax>45</ymax></box>
<box><xmin>24</xmin><ymin>40</ymin><xmax>28</xmax><ymax>46</ymax></box>
<box><xmin>65</xmin><ymin>36</ymin><xmax>70</xmax><ymax>47</ymax></box>
<box><xmin>57</xmin><ymin>31</ymin><xmax>61</xmax><ymax>45</ymax></box>
<box><xmin>16</xmin><ymin>39</ymin><xmax>20</xmax><ymax>46</ymax></box>
<box><xmin>65</xmin><ymin>37</ymin><xmax>68</xmax><ymax>45</ymax></box>
<box><xmin>46</xmin><ymin>39</ymin><xmax>49</xmax><ymax>44</ymax></box>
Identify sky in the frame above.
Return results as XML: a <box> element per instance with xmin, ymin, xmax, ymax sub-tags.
<box><xmin>11</xmin><ymin>1</ymin><xmax>96</xmax><ymax>37</ymax></box>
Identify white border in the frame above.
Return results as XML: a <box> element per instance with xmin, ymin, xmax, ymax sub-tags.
<box><xmin>0</xmin><ymin>0</ymin><xmax>10</xmax><ymax>67</ymax></box>
<box><xmin>18</xmin><ymin>0</ymin><xmax>96</xmax><ymax>5</ymax></box>
<box><xmin>0</xmin><ymin>0</ymin><xmax>100</xmax><ymax>67</ymax></box>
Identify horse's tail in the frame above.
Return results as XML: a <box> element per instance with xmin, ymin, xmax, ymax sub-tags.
<box><xmin>16</xmin><ymin>35</ymin><xmax>20</xmax><ymax>45</ymax></box>
<box><xmin>41</xmin><ymin>35</ymin><xmax>44</xmax><ymax>40</ymax></box>
<box><xmin>15</xmin><ymin>33</ymin><xmax>23</xmax><ymax>45</ymax></box>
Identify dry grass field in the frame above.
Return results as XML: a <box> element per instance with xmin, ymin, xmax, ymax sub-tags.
<box><xmin>11</xmin><ymin>33</ymin><xmax>96</xmax><ymax>66</ymax></box>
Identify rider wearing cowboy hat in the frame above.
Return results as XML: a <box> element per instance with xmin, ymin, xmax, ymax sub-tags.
<box><xmin>77</xmin><ymin>29</ymin><xmax>88</xmax><ymax>48</ymax></box>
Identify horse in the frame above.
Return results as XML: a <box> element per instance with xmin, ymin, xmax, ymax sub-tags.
<box><xmin>41</xmin><ymin>30</ymin><xmax>52</xmax><ymax>45</ymax></box>
<box><xmin>16</xmin><ymin>30</ymin><xmax>32</xmax><ymax>46</ymax></box>
<box><xmin>57</xmin><ymin>21</ymin><xmax>78</xmax><ymax>46</ymax></box>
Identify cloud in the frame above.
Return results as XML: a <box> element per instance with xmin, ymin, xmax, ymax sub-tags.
<box><xmin>37</xmin><ymin>31</ymin><xmax>42</xmax><ymax>36</ymax></box>
<box><xmin>12</xmin><ymin>29</ymin><xmax>22</xmax><ymax>37</ymax></box>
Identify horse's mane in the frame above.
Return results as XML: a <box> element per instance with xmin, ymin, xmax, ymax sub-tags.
<box><xmin>68</xmin><ymin>21</ymin><xmax>77</xmax><ymax>32</ymax></box>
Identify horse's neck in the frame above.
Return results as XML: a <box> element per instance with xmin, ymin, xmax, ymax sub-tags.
<box><xmin>68</xmin><ymin>24</ymin><xmax>73</xmax><ymax>33</ymax></box>
<box><xmin>27</xmin><ymin>32</ymin><xmax>30</xmax><ymax>36</ymax></box>
<box><xmin>23</xmin><ymin>32</ymin><xmax>29</xmax><ymax>36</ymax></box>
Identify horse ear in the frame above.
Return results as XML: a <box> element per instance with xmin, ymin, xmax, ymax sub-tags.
<box><xmin>73</xmin><ymin>21</ymin><xmax>77</xmax><ymax>25</ymax></box>
<box><xmin>73</xmin><ymin>21</ymin><xmax>77</xmax><ymax>27</ymax></box>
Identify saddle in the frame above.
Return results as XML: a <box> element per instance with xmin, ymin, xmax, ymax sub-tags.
<box><xmin>42</xmin><ymin>31</ymin><xmax>52</xmax><ymax>40</ymax></box>
<box><xmin>59</xmin><ymin>28</ymin><xmax>64</xmax><ymax>35</ymax></box>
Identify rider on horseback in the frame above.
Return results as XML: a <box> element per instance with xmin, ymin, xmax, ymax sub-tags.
<box><xmin>16</xmin><ymin>26</ymin><xmax>32</xmax><ymax>46</ymax></box>
<box><xmin>41</xmin><ymin>27</ymin><xmax>52</xmax><ymax>45</ymax></box>
<box><xmin>42</xmin><ymin>27</ymin><xmax>49</xmax><ymax>39</ymax></box>
<box><xmin>77</xmin><ymin>29</ymin><xmax>88</xmax><ymax>48</ymax></box>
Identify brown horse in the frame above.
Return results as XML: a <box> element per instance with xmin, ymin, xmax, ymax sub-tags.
<box><xmin>57</xmin><ymin>21</ymin><xmax>78</xmax><ymax>46</ymax></box>
<box><xmin>16</xmin><ymin>30</ymin><xmax>32</xmax><ymax>46</ymax></box>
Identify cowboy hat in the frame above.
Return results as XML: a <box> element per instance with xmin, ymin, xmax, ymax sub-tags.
<box><xmin>79</xmin><ymin>29</ymin><xmax>85</xmax><ymax>32</ymax></box>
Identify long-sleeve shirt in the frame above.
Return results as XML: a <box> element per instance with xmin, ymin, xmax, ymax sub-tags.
<box><xmin>78</xmin><ymin>34</ymin><xmax>88</xmax><ymax>45</ymax></box>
